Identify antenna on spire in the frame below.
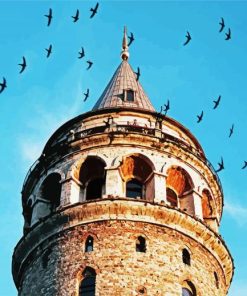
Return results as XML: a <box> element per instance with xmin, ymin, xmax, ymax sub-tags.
<box><xmin>121</xmin><ymin>26</ymin><xmax>129</xmax><ymax>61</ymax></box>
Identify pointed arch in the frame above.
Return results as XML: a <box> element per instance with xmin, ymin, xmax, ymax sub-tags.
<box><xmin>79</xmin><ymin>267</ymin><xmax>96</xmax><ymax>296</ymax></box>
<box><xmin>182</xmin><ymin>280</ymin><xmax>196</xmax><ymax>296</ymax></box>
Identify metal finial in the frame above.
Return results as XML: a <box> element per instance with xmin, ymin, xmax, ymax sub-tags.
<box><xmin>121</xmin><ymin>26</ymin><xmax>129</xmax><ymax>61</ymax></box>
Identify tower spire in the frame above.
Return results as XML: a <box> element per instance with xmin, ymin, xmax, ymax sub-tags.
<box><xmin>121</xmin><ymin>26</ymin><xmax>129</xmax><ymax>61</ymax></box>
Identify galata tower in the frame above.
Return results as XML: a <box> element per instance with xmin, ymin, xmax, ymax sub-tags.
<box><xmin>12</xmin><ymin>28</ymin><xmax>234</xmax><ymax>296</ymax></box>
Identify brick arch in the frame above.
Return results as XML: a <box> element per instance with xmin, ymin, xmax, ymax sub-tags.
<box><xmin>119</xmin><ymin>153</ymin><xmax>155</xmax><ymax>182</ymax></box>
<box><xmin>166</xmin><ymin>166</ymin><xmax>194</xmax><ymax>196</ymax></box>
<box><xmin>72</xmin><ymin>155</ymin><xmax>107</xmax><ymax>182</ymax></box>
<box><xmin>118</xmin><ymin>153</ymin><xmax>155</xmax><ymax>201</ymax></box>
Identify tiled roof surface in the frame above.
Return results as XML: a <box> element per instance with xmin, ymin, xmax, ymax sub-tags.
<box><xmin>92</xmin><ymin>60</ymin><xmax>155</xmax><ymax>111</ymax></box>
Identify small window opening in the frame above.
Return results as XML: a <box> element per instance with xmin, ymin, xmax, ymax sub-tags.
<box><xmin>79</xmin><ymin>267</ymin><xmax>96</xmax><ymax>296</ymax></box>
<box><xmin>86</xmin><ymin>178</ymin><xmax>104</xmax><ymax>200</ymax></box>
<box><xmin>182</xmin><ymin>288</ymin><xmax>193</xmax><ymax>296</ymax></box>
<box><xmin>136</xmin><ymin>236</ymin><xmax>146</xmax><ymax>253</ymax></box>
<box><xmin>166</xmin><ymin>187</ymin><xmax>178</xmax><ymax>207</ymax></box>
<box><xmin>126</xmin><ymin>89</ymin><xmax>134</xmax><ymax>102</ymax></box>
<box><xmin>182</xmin><ymin>248</ymin><xmax>191</xmax><ymax>266</ymax></box>
<box><xmin>214</xmin><ymin>272</ymin><xmax>219</xmax><ymax>289</ymax></box>
<box><xmin>126</xmin><ymin>179</ymin><xmax>143</xmax><ymax>199</ymax></box>
<box><xmin>182</xmin><ymin>281</ymin><xmax>196</xmax><ymax>296</ymax></box>
<box><xmin>85</xmin><ymin>236</ymin><xmax>94</xmax><ymax>252</ymax></box>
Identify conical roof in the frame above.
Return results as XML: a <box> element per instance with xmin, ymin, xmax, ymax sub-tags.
<box><xmin>92</xmin><ymin>61</ymin><xmax>155</xmax><ymax>111</ymax></box>
<box><xmin>92</xmin><ymin>27</ymin><xmax>155</xmax><ymax>112</ymax></box>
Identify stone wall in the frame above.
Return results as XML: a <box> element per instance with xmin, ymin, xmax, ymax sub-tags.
<box><xmin>19</xmin><ymin>219</ymin><xmax>226</xmax><ymax>296</ymax></box>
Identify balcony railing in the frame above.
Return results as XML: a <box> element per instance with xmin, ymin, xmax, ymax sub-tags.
<box><xmin>22</xmin><ymin>122</ymin><xmax>223</xmax><ymax>198</ymax></box>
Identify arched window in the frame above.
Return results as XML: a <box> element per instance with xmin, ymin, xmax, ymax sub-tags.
<box><xmin>79</xmin><ymin>267</ymin><xmax>96</xmax><ymax>296</ymax></box>
<box><xmin>136</xmin><ymin>236</ymin><xmax>146</xmax><ymax>253</ymax></box>
<box><xmin>166</xmin><ymin>187</ymin><xmax>178</xmax><ymax>207</ymax></box>
<box><xmin>86</xmin><ymin>178</ymin><xmax>104</xmax><ymax>200</ymax></box>
<box><xmin>126</xmin><ymin>179</ymin><xmax>143</xmax><ymax>198</ymax></box>
<box><xmin>214</xmin><ymin>271</ymin><xmax>219</xmax><ymax>289</ymax></box>
<box><xmin>182</xmin><ymin>281</ymin><xmax>196</xmax><ymax>296</ymax></box>
<box><xmin>79</xmin><ymin>157</ymin><xmax>106</xmax><ymax>201</ymax></box>
<box><xmin>85</xmin><ymin>236</ymin><xmax>94</xmax><ymax>252</ymax></box>
<box><xmin>119</xmin><ymin>154</ymin><xmax>155</xmax><ymax>201</ymax></box>
<box><xmin>182</xmin><ymin>248</ymin><xmax>191</xmax><ymax>266</ymax></box>
<box><xmin>41</xmin><ymin>173</ymin><xmax>61</xmax><ymax>210</ymax></box>
<box><xmin>182</xmin><ymin>288</ymin><xmax>193</xmax><ymax>296</ymax></box>
<box><xmin>166</xmin><ymin>167</ymin><xmax>194</xmax><ymax>215</ymax></box>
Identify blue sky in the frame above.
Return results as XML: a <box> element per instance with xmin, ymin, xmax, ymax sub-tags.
<box><xmin>0</xmin><ymin>1</ymin><xmax>246</xmax><ymax>295</ymax></box>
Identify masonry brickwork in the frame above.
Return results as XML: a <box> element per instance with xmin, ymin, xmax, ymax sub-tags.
<box><xmin>13</xmin><ymin>39</ymin><xmax>233</xmax><ymax>295</ymax></box>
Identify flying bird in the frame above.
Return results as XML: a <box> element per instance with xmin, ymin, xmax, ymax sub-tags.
<box><xmin>128</xmin><ymin>32</ymin><xmax>135</xmax><ymax>46</ymax></box>
<box><xmin>83</xmin><ymin>88</ymin><xmax>89</xmax><ymax>102</ymax></box>
<box><xmin>242</xmin><ymin>161</ymin><xmax>247</xmax><ymax>170</ymax></box>
<box><xmin>183</xmin><ymin>31</ymin><xmax>191</xmax><ymax>46</ymax></box>
<box><xmin>72</xmin><ymin>9</ymin><xmax>79</xmax><ymax>22</ymax></box>
<box><xmin>215</xmin><ymin>157</ymin><xmax>224</xmax><ymax>173</ymax></box>
<box><xmin>197</xmin><ymin>111</ymin><xmax>204</xmax><ymax>123</ymax></box>
<box><xmin>90</xmin><ymin>2</ymin><xmax>99</xmax><ymax>18</ymax></box>
<box><xmin>163</xmin><ymin>99</ymin><xmax>170</xmax><ymax>115</ymax></box>
<box><xmin>229</xmin><ymin>124</ymin><xmax>234</xmax><ymax>138</ymax></box>
<box><xmin>0</xmin><ymin>77</ymin><xmax>7</xmax><ymax>94</ymax></box>
<box><xmin>135</xmin><ymin>67</ymin><xmax>141</xmax><ymax>81</ymax></box>
<box><xmin>213</xmin><ymin>95</ymin><xmax>221</xmax><ymax>109</ymax></box>
<box><xmin>225</xmin><ymin>28</ymin><xmax>231</xmax><ymax>40</ymax></box>
<box><xmin>45</xmin><ymin>44</ymin><xmax>52</xmax><ymax>58</ymax></box>
<box><xmin>45</xmin><ymin>8</ymin><xmax>53</xmax><ymax>26</ymax></box>
<box><xmin>86</xmin><ymin>60</ymin><xmax>93</xmax><ymax>70</ymax></box>
<box><xmin>219</xmin><ymin>17</ymin><xmax>225</xmax><ymax>32</ymax></box>
<box><xmin>78</xmin><ymin>47</ymin><xmax>85</xmax><ymax>59</ymax></box>
<box><xmin>19</xmin><ymin>56</ymin><xmax>27</xmax><ymax>74</ymax></box>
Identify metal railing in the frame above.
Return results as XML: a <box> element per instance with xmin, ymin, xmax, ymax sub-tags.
<box><xmin>22</xmin><ymin>122</ymin><xmax>223</xmax><ymax>198</ymax></box>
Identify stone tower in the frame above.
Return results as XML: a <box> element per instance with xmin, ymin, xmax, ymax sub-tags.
<box><xmin>13</xmin><ymin>28</ymin><xmax>234</xmax><ymax>296</ymax></box>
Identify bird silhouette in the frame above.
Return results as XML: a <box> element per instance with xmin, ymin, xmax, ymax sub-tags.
<box><xmin>219</xmin><ymin>17</ymin><xmax>225</xmax><ymax>32</ymax></box>
<box><xmin>215</xmin><ymin>157</ymin><xmax>224</xmax><ymax>173</ymax></box>
<box><xmin>86</xmin><ymin>60</ymin><xmax>93</xmax><ymax>70</ymax></box>
<box><xmin>45</xmin><ymin>8</ymin><xmax>53</xmax><ymax>26</ymax></box>
<box><xmin>19</xmin><ymin>56</ymin><xmax>27</xmax><ymax>74</ymax></box>
<box><xmin>128</xmin><ymin>32</ymin><xmax>135</xmax><ymax>46</ymax></box>
<box><xmin>183</xmin><ymin>31</ymin><xmax>191</xmax><ymax>46</ymax></box>
<box><xmin>83</xmin><ymin>89</ymin><xmax>89</xmax><ymax>102</ymax></box>
<box><xmin>45</xmin><ymin>44</ymin><xmax>52</xmax><ymax>58</ymax></box>
<box><xmin>0</xmin><ymin>77</ymin><xmax>7</xmax><ymax>94</ymax></box>
<box><xmin>163</xmin><ymin>99</ymin><xmax>170</xmax><ymax>115</ymax></box>
<box><xmin>134</xmin><ymin>67</ymin><xmax>141</xmax><ymax>81</ymax></box>
<box><xmin>242</xmin><ymin>161</ymin><xmax>247</xmax><ymax>170</ymax></box>
<box><xmin>197</xmin><ymin>111</ymin><xmax>203</xmax><ymax>123</ymax></box>
<box><xmin>229</xmin><ymin>124</ymin><xmax>234</xmax><ymax>138</ymax></box>
<box><xmin>213</xmin><ymin>95</ymin><xmax>221</xmax><ymax>109</ymax></box>
<box><xmin>225</xmin><ymin>28</ymin><xmax>231</xmax><ymax>40</ymax></box>
<box><xmin>90</xmin><ymin>2</ymin><xmax>99</xmax><ymax>18</ymax></box>
<box><xmin>72</xmin><ymin>9</ymin><xmax>79</xmax><ymax>22</ymax></box>
<box><xmin>78</xmin><ymin>47</ymin><xmax>85</xmax><ymax>59</ymax></box>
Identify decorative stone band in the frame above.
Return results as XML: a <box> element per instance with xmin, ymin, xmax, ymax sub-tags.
<box><xmin>13</xmin><ymin>198</ymin><xmax>233</xmax><ymax>289</ymax></box>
